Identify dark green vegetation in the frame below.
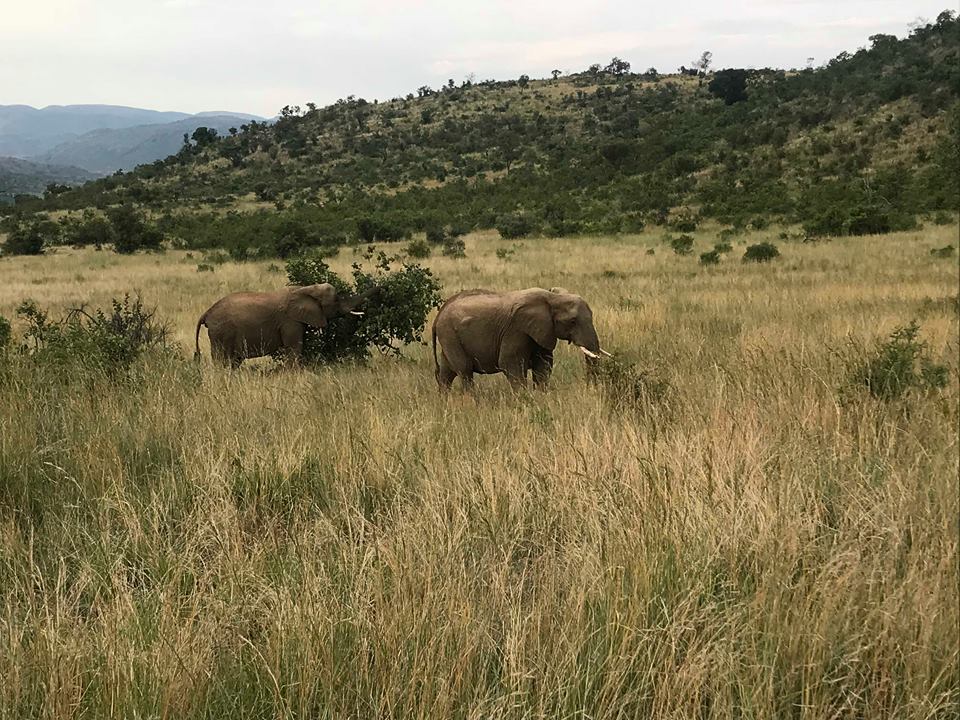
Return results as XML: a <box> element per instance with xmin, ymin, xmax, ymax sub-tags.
<box><xmin>847</xmin><ymin>320</ymin><xmax>949</xmax><ymax>400</ymax></box>
<box><xmin>3</xmin><ymin>13</ymin><xmax>959</xmax><ymax>256</ymax></box>
<box><xmin>11</xmin><ymin>294</ymin><xmax>171</xmax><ymax>372</ymax></box>
<box><xmin>285</xmin><ymin>251</ymin><xmax>442</xmax><ymax>363</ymax></box>
<box><xmin>0</xmin><ymin>156</ymin><xmax>96</xmax><ymax>204</ymax></box>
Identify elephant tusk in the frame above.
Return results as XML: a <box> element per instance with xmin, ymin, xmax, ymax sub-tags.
<box><xmin>579</xmin><ymin>346</ymin><xmax>600</xmax><ymax>359</ymax></box>
<box><xmin>599</xmin><ymin>348</ymin><xmax>613</xmax><ymax>358</ymax></box>
<box><xmin>349</xmin><ymin>311</ymin><xmax>365</xmax><ymax>316</ymax></box>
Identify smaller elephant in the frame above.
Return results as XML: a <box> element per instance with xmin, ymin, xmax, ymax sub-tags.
<box><xmin>431</xmin><ymin>287</ymin><xmax>610</xmax><ymax>390</ymax></box>
<box><xmin>195</xmin><ymin>283</ymin><xmax>368</xmax><ymax>367</ymax></box>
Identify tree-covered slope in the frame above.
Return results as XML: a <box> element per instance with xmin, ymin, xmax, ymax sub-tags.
<box><xmin>0</xmin><ymin>157</ymin><xmax>96</xmax><ymax>204</ymax></box>
<box><xmin>19</xmin><ymin>12</ymin><xmax>960</xmax><ymax>245</ymax></box>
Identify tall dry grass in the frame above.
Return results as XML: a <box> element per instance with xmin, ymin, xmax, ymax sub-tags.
<box><xmin>0</xmin><ymin>225</ymin><xmax>957</xmax><ymax>718</ymax></box>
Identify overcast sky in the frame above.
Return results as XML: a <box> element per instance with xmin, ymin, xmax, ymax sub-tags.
<box><xmin>2</xmin><ymin>0</ymin><xmax>950</xmax><ymax>117</ymax></box>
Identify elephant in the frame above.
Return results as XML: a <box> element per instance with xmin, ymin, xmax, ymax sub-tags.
<box><xmin>194</xmin><ymin>283</ymin><xmax>369</xmax><ymax>367</ymax></box>
<box><xmin>431</xmin><ymin>287</ymin><xmax>610</xmax><ymax>390</ymax></box>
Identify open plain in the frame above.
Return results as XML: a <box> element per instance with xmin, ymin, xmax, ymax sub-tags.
<box><xmin>0</xmin><ymin>225</ymin><xmax>958</xmax><ymax>718</ymax></box>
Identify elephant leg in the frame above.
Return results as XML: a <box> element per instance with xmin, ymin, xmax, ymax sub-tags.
<box><xmin>279</xmin><ymin>323</ymin><xmax>305</xmax><ymax>366</ymax></box>
<box><xmin>436</xmin><ymin>351</ymin><xmax>457</xmax><ymax>391</ymax></box>
<box><xmin>531</xmin><ymin>349</ymin><xmax>554</xmax><ymax>389</ymax></box>
<box><xmin>437</xmin><ymin>330</ymin><xmax>475</xmax><ymax>392</ymax></box>
<box><xmin>499</xmin><ymin>337</ymin><xmax>533</xmax><ymax>389</ymax></box>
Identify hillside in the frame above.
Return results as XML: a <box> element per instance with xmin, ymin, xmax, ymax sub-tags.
<box><xmin>17</xmin><ymin>12</ymin><xmax>960</xmax><ymax>245</ymax></box>
<box><xmin>0</xmin><ymin>157</ymin><xmax>97</xmax><ymax>203</ymax></box>
<box><xmin>34</xmin><ymin>114</ymin><xmax>265</xmax><ymax>175</ymax></box>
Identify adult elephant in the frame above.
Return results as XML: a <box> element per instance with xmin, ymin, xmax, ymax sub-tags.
<box><xmin>194</xmin><ymin>283</ymin><xmax>369</xmax><ymax>367</ymax></box>
<box><xmin>431</xmin><ymin>287</ymin><xmax>609</xmax><ymax>390</ymax></box>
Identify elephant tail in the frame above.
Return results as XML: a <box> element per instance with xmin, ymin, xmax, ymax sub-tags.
<box><xmin>194</xmin><ymin>312</ymin><xmax>207</xmax><ymax>361</ymax></box>
<box><xmin>431</xmin><ymin>321</ymin><xmax>439</xmax><ymax>378</ymax></box>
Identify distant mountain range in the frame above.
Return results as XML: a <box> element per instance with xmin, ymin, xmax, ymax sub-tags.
<box><xmin>33</xmin><ymin>114</ymin><xmax>261</xmax><ymax>175</ymax></box>
<box><xmin>0</xmin><ymin>104</ymin><xmax>264</xmax><ymax>192</ymax></box>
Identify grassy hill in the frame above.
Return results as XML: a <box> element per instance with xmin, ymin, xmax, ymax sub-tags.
<box><xmin>8</xmin><ymin>12</ymin><xmax>960</xmax><ymax>251</ymax></box>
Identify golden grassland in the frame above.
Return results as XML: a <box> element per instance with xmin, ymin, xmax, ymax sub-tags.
<box><xmin>0</xmin><ymin>224</ymin><xmax>958</xmax><ymax>718</ymax></box>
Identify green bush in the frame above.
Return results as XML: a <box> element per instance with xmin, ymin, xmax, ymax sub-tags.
<box><xmin>930</xmin><ymin>245</ymin><xmax>955</xmax><ymax>258</ymax></box>
<box><xmin>15</xmin><ymin>295</ymin><xmax>171</xmax><ymax>371</ymax></box>
<box><xmin>406</xmin><ymin>237</ymin><xmax>431</xmax><ymax>258</ymax></box>
<box><xmin>743</xmin><ymin>242</ymin><xmax>781</xmax><ymax>263</ymax></box>
<box><xmin>714</xmin><ymin>241</ymin><xmax>733</xmax><ymax>253</ymax></box>
<box><xmin>3</xmin><ymin>224</ymin><xmax>46</xmax><ymax>255</ymax></box>
<box><xmin>670</xmin><ymin>234</ymin><xmax>695</xmax><ymax>255</ymax></box>
<box><xmin>496</xmin><ymin>245</ymin><xmax>518</xmax><ymax>261</ymax></box>
<box><xmin>667</xmin><ymin>209</ymin><xmax>699</xmax><ymax>232</ymax></box>
<box><xmin>496</xmin><ymin>213</ymin><xmax>535</xmax><ymax>239</ymax></box>
<box><xmin>68</xmin><ymin>214</ymin><xmax>114</xmax><ymax>248</ymax></box>
<box><xmin>425</xmin><ymin>226</ymin><xmax>447</xmax><ymax>245</ymax></box>
<box><xmin>700</xmin><ymin>249</ymin><xmax>721</xmax><ymax>265</ymax></box>
<box><xmin>848</xmin><ymin>321</ymin><xmax>948</xmax><ymax>400</ymax></box>
<box><xmin>196</xmin><ymin>263</ymin><xmax>215</xmax><ymax>272</ymax></box>
<box><xmin>285</xmin><ymin>249</ymin><xmax>442</xmax><ymax>363</ymax></box>
<box><xmin>931</xmin><ymin>211</ymin><xmax>954</xmax><ymax>225</ymax></box>
<box><xmin>108</xmin><ymin>205</ymin><xmax>163</xmax><ymax>254</ymax></box>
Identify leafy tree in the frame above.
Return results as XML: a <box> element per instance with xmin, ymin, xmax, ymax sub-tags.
<box><xmin>604</xmin><ymin>57</ymin><xmax>631</xmax><ymax>76</ymax></box>
<box><xmin>708</xmin><ymin>69</ymin><xmax>749</xmax><ymax>104</ymax></box>
<box><xmin>107</xmin><ymin>204</ymin><xmax>163</xmax><ymax>254</ymax></box>
<box><xmin>694</xmin><ymin>51</ymin><xmax>713</xmax><ymax>73</ymax></box>
<box><xmin>518</xmin><ymin>74</ymin><xmax>530</xmax><ymax>91</ymax></box>
<box><xmin>551</xmin><ymin>69</ymin><xmax>562</xmax><ymax>80</ymax></box>
<box><xmin>3</xmin><ymin>223</ymin><xmax>46</xmax><ymax>255</ymax></box>
<box><xmin>191</xmin><ymin>127</ymin><xmax>219</xmax><ymax>147</ymax></box>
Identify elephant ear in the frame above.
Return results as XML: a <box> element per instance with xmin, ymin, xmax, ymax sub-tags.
<box><xmin>514</xmin><ymin>297</ymin><xmax>557</xmax><ymax>350</ymax></box>
<box><xmin>287</xmin><ymin>286</ymin><xmax>333</xmax><ymax>328</ymax></box>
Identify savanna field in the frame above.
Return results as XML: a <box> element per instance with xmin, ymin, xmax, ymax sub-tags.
<box><xmin>0</xmin><ymin>225</ymin><xmax>958</xmax><ymax>718</ymax></box>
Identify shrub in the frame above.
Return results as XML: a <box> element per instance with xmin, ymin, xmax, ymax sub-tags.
<box><xmin>932</xmin><ymin>211</ymin><xmax>954</xmax><ymax>225</ymax></box>
<box><xmin>3</xmin><ymin>224</ymin><xmax>45</xmax><ymax>255</ymax></box>
<box><xmin>68</xmin><ymin>214</ymin><xmax>114</xmax><ymax>248</ymax></box>
<box><xmin>496</xmin><ymin>245</ymin><xmax>517</xmax><ymax>261</ymax></box>
<box><xmin>743</xmin><ymin>242</ymin><xmax>781</xmax><ymax>263</ymax></box>
<box><xmin>425</xmin><ymin>226</ymin><xmax>447</xmax><ymax>245</ymax></box>
<box><xmin>714</xmin><ymin>241</ymin><xmax>733</xmax><ymax>253</ymax></box>
<box><xmin>285</xmin><ymin>249</ymin><xmax>442</xmax><ymax>363</ymax></box>
<box><xmin>406</xmin><ymin>237</ymin><xmax>431</xmax><ymax>258</ymax></box>
<box><xmin>670</xmin><ymin>234</ymin><xmax>695</xmax><ymax>255</ymax></box>
<box><xmin>15</xmin><ymin>295</ymin><xmax>171</xmax><ymax>371</ymax></box>
<box><xmin>667</xmin><ymin>208</ymin><xmax>699</xmax><ymax>232</ymax></box>
<box><xmin>496</xmin><ymin>213</ymin><xmax>535</xmax><ymax>239</ymax></box>
<box><xmin>848</xmin><ymin>321</ymin><xmax>948</xmax><ymax>400</ymax></box>
<box><xmin>442</xmin><ymin>237</ymin><xmax>466</xmax><ymax>258</ymax></box>
<box><xmin>590</xmin><ymin>354</ymin><xmax>672</xmax><ymax>413</ymax></box>
<box><xmin>700</xmin><ymin>249</ymin><xmax>721</xmax><ymax>265</ymax></box>
<box><xmin>108</xmin><ymin>205</ymin><xmax>163</xmax><ymax>254</ymax></box>
<box><xmin>196</xmin><ymin>263</ymin><xmax>215</xmax><ymax>272</ymax></box>
<box><xmin>930</xmin><ymin>245</ymin><xmax>955</xmax><ymax>258</ymax></box>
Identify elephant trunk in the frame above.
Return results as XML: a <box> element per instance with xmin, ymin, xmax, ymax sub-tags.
<box><xmin>338</xmin><ymin>286</ymin><xmax>379</xmax><ymax>317</ymax></box>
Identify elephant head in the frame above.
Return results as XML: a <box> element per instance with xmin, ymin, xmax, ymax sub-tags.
<box><xmin>520</xmin><ymin>288</ymin><xmax>609</xmax><ymax>360</ymax></box>
<box><xmin>286</xmin><ymin>283</ymin><xmax>372</xmax><ymax>327</ymax></box>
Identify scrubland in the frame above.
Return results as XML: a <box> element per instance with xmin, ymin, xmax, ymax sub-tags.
<box><xmin>0</xmin><ymin>225</ymin><xmax>957</xmax><ymax>718</ymax></box>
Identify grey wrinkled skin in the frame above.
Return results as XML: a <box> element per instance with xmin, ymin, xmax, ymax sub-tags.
<box><xmin>431</xmin><ymin>287</ymin><xmax>602</xmax><ymax>390</ymax></box>
<box><xmin>194</xmin><ymin>283</ymin><xmax>364</xmax><ymax>367</ymax></box>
